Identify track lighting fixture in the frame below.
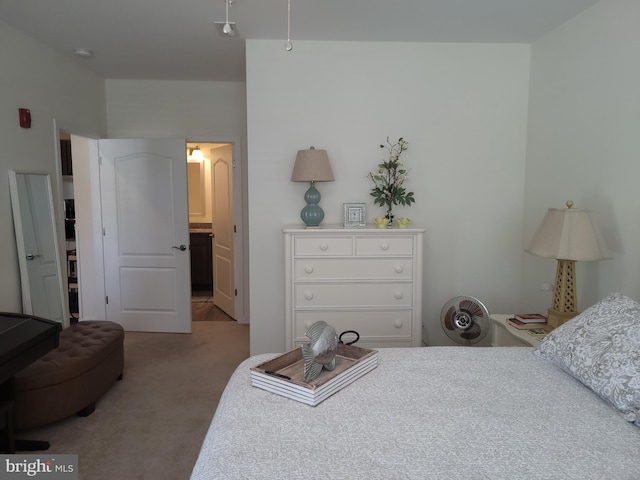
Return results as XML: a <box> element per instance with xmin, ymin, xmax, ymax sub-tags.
<box><xmin>285</xmin><ymin>0</ymin><xmax>293</xmax><ymax>51</ymax></box>
<box><xmin>213</xmin><ymin>0</ymin><xmax>293</xmax><ymax>48</ymax></box>
<box><xmin>215</xmin><ymin>0</ymin><xmax>238</xmax><ymax>37</ymax></box>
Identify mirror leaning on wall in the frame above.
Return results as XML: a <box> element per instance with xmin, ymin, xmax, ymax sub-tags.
<box><xmin>8</xmin><ymin>170</ymin><xmax>66</xmax><ymax>326</ymax></box>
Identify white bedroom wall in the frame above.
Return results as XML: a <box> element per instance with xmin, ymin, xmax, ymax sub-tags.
<box><xmin>0</xmin><ymin>20</ymin><xmax>106</xmax><ymax>314</ymax></box>
<box><xmin>521</xmin><ymin>0</ymin><xmax>640</xmax><ymax>313</ymax></box>
<box><xmin>105</xmin><ymin>80</ymin><xmax>246</xmax><ymax>140</ymax></box>
<box><xmin>246</xmin><ymin>40</ymin><xmax>531</xmax><ymax>353</ymax></box>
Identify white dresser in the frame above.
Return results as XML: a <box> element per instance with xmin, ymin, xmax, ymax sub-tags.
<box><xmin>283</xmin><ymin>224</ymin><xmax>424</xmax><ymax>349</ymax></box>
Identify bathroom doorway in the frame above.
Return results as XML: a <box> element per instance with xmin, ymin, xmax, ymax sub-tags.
<box><xmin>187</xmin><ymin>142</ymin><xmax>238</xmax><ymax>321</ymax></box>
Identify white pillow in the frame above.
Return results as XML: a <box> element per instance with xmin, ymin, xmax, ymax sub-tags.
<box><xmin>534</xmin><ymin>292</ymin><xmax>640</xmax><ymax>426</ymax></box>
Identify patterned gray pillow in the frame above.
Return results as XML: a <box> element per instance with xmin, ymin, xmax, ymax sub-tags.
<box><xmin>534</xmin><ymin>292</ymin><xmax>640</xmax><ymax>426</ymax></box>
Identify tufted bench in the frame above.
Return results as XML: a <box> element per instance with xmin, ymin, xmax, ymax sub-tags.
<box><xmin>13</xmin><ymin>321</ymin><xmax>124</xmax><ymax>430</ymax></box>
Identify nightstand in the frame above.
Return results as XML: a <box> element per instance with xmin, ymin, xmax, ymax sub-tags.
<box><xmin>490</xmin><ymin>314</ymin><xmax>548</xmax><ymax>347</ymax></box>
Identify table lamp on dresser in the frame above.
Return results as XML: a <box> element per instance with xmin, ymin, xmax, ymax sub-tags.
<box><xmin>525</xmin><ymin>200</ymin><xmax>608</xmax><ymax>328</ymax></box>
<box><xmin>291</xmin><ymin>146</ymin><xmax>334</xmax><ymax>228</ymax></box>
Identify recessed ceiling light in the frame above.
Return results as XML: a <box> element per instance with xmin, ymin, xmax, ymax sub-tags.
<box><xmin>74</xmin><ymin>48</ymin><xmax>93</xmax><ymax>58</ymax></box>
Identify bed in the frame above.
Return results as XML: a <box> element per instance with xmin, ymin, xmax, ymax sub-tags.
<box><xmin>191</xmin><ymin>293</ymin><xmax>640</xmax><ymax>479</ymax></box>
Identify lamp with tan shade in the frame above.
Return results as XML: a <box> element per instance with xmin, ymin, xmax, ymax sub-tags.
<box><xmin>526</xmin><ymin>200</ymin><xmax>608</xmax><ymax>328</ymax></box>
<box><xmin>291</xmin><ymin>146</ymin><xmax>335</xmax><ymax>228</ymax></box>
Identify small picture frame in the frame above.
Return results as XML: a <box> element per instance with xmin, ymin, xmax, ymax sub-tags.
<box><xmin>343</xmin><ymin>203</ymin><xmax>366</xmax><ymax>228</ymax></box>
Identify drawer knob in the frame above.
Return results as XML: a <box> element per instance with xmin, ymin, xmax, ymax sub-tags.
<box><xmin>394</xmin><ymin>265</ymin><xmax>404</xmax><ymax>273</ymax></box>
<box><xmin>304</xmin><ymin>265</ymin><xmax>314</xmax><ymax>274</ymax></box>
<box><xmin>394</xmin><ymin>319</ymin><xmax>403</xmax><ymax>328</ymax></box>
<box><xmin>319</xmin><ymin>243</ymin><xmax>328</xmax><ymax>251</ymax></box>
<box><xmin>380</xmin><ymin>242</ymin><xmax>389</xmax><ymax>251</ymax></box>
<box><xmin>394</xmin><ymin>291</ymin><xmax>404</xmax><ymax>300</ymax></box>
<box><xmin>304</xmin><ymin>291</ymin><xmax>314</xmax><ymax>300</ymax></box>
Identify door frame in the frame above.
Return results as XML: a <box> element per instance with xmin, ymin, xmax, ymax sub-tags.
<box><xmin>187</xmin><ymin>136</ymin><xmax>247</xmax><ymax>324</ymax></box>
<box><xmin>52</xmin><ymin>120</ymin><xmax>102</xmax><ymax>322</ymax></box>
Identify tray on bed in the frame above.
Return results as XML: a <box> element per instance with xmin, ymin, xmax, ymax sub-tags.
<box><xmin>250</xmin><ymin>344</ymin><xmax>378</xmax><ymax>406</ymax></box>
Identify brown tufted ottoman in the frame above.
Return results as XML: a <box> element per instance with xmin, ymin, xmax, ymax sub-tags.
<box><xmin>13</xmin><ymin>321</ymin><xmax>124</xmax><ymax>430</ymax></box>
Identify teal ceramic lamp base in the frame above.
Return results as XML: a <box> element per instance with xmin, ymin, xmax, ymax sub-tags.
<box><xmin>300</xmin><ymin>181</ymin><xmax>324</xmax><ymax>228</ymax></box>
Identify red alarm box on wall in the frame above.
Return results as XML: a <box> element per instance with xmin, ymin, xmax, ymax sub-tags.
<box><xmin>19</xmin><ymin>108</ymin><xmax>31</xmax><ymax>128</ymax></box>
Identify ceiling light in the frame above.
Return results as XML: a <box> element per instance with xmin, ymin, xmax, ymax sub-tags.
<box><xmin>191</xmin><ymin>146</ymin><xmax>204</xmax><ymax>160</ymax></box>
<box><xmin>215</xmin><ymin>0</ymin><xmax>238</xmax><ymax>37</ymax></box>
<box><xmin>215</xmin><ymin>21</ymin><xmax>238</xmax><ymax>36</ymax></box>
<box><xmin>74</xmin><ymin>48</ymin><xmax>93</xmax><ymax>58</ymax></box>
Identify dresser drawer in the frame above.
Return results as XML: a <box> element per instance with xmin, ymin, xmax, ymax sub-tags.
<box><xmin>294</xmin><ymin>282</ymin><xmax>413</xmax><ymax>308</ymax></box>
<box><xmin>355</xmin><ymin>236</ymin><xmax>414</xmax><ymax>256</ymax></box>
<box><xmin>294</xmin><ymin>236</ymin><xmax>353</xmax><ymax>256</ymax></box>
<box><xmin>294</xmin><ymin>258</ymin><xmax>413</xmax><ymax>281</ymax></box>
<box><xmin>294</xmin><ymin>310</ymin><xmax>413</xmax><ymax>343</ymax></box>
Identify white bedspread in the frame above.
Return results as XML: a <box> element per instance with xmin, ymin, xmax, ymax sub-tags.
<box><xmin>191</xmin><ymin>347</ymin><xmax>640</xmax><ymax>480</ymax></box>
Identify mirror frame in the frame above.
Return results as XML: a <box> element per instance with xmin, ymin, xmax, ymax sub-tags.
<box><xmin>8</xmin><ymin>170</ymin><xmax>67</xmax><ymax>327</ymax></box>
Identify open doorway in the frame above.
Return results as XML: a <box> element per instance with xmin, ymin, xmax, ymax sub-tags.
<box><xmin>186</xmin><ymin>142</ymin><xmax>240</xmax><ymax>323</ymax></box>
<box><xmin>51</xmin><ymin>128</ymin><xmax>247</xmax><ymax>329</ymax></box>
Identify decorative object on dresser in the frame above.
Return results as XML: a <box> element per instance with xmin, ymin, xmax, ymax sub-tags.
<box><xmin>394</xmin><ymin>217</ymin><xmax>411</xmax><ymax>228</ymax></box>
<box><xmin>291</xmin><ymin>146</ymin><xmax>335</xmax><ymax>228</ymax></box>
<box><xmin>373</xmin><ymin>217</ymin><xmax>389</xmax><ymax>229</ymax></box>
<box><xmin>526</xmin><ymin>200</ymin><xmax>609</xmax><ymax>328</ymax></box>
<box><xmin>367</xmin><ymin>137</ymin><xmax>415</xmax><ymax>223</ymax></box>
<box><xmin>283</xmin><ymin>224</ymin><xmax>424</xmax><ymax>349</ymax></box>
<box><xmin>343</xmin><ymin>203</ymin><xmax>366</xmax><ymax>228</ymax></box>
<box><xmin>440</xmin><ymin>296</ymin><xmax>491</xmax><ymax>345</ymax></box>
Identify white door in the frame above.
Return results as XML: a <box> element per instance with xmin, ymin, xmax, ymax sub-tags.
<box><xmin>211</xmin><ymin>147</ymin><xmax>235</xmax><ymax>318</ymax></box>
<box><xmin>99</xmin><ymin>139</ymin><xmax>191</xmax><ymax>333</ymax></box>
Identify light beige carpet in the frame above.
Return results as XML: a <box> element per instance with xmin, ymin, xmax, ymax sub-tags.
<box><xmin>17</xmin><ymin>321</ymin><xmax>250</xmax><ymax>480</ymax></box>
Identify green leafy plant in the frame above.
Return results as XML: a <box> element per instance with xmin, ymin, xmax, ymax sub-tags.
<box><xmin>367</xmin><ymin>137</ymin><xmax>415</xmax><ymax>221</ymax></box>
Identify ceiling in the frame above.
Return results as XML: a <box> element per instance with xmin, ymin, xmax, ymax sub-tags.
<box><xmin>0</xmin><ymin>0</ymin><xmax>599</xmax><ymax>83</ymax></box>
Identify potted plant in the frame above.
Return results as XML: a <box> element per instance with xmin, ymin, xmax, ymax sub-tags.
<box><xmin>367</xmin><ymin>137</ymin><xmax>415</xmax><ymax>223</ymax></box>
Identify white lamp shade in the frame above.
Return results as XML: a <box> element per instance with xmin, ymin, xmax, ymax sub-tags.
<box><xmin>526</xmin><ymin>204</ymin><xmax>608</xmax><ymax>261</ymax></box>
<box><xmin>291</xmin><ymin>147</ymin><xmax>335</xmax><ymax>182</ymax></box>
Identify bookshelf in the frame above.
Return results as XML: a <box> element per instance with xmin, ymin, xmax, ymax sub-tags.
<box><xmin>61</xmin><ymin>138</ymin><xmax>80</xmax><ymax>323</ymax></box>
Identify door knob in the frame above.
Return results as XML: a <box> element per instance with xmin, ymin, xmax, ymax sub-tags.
<box><xmin>26</xmin><ymin>253</ymin><xmax>40</xmax><ymax>260</ymax></box>
<box><xmin>172</xmin><ymin>244</ymin><xmax>187</xmax><ymax>251</ymax></box>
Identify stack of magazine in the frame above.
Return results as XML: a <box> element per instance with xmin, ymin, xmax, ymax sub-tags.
<box><xmin>508</xmin><ymin>313</ymin><xmax>548</xmax><ymax>329</ymax></box>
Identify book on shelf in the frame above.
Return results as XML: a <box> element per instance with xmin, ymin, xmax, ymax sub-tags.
<box><xmin>514</xmin><ymin>313</ymin><xmax>547</xmax><ymax>323</ymax></box>
<box><xmin>508</xmin><ymin>318</ymin><xmax>548</xmax><ymax>330</ymax></box>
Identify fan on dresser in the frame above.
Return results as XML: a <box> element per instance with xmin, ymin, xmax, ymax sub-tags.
<box><xmin>441</xmin><ymin>296</ymin><xmax>490</xmax><ymax>345</ymax></box>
